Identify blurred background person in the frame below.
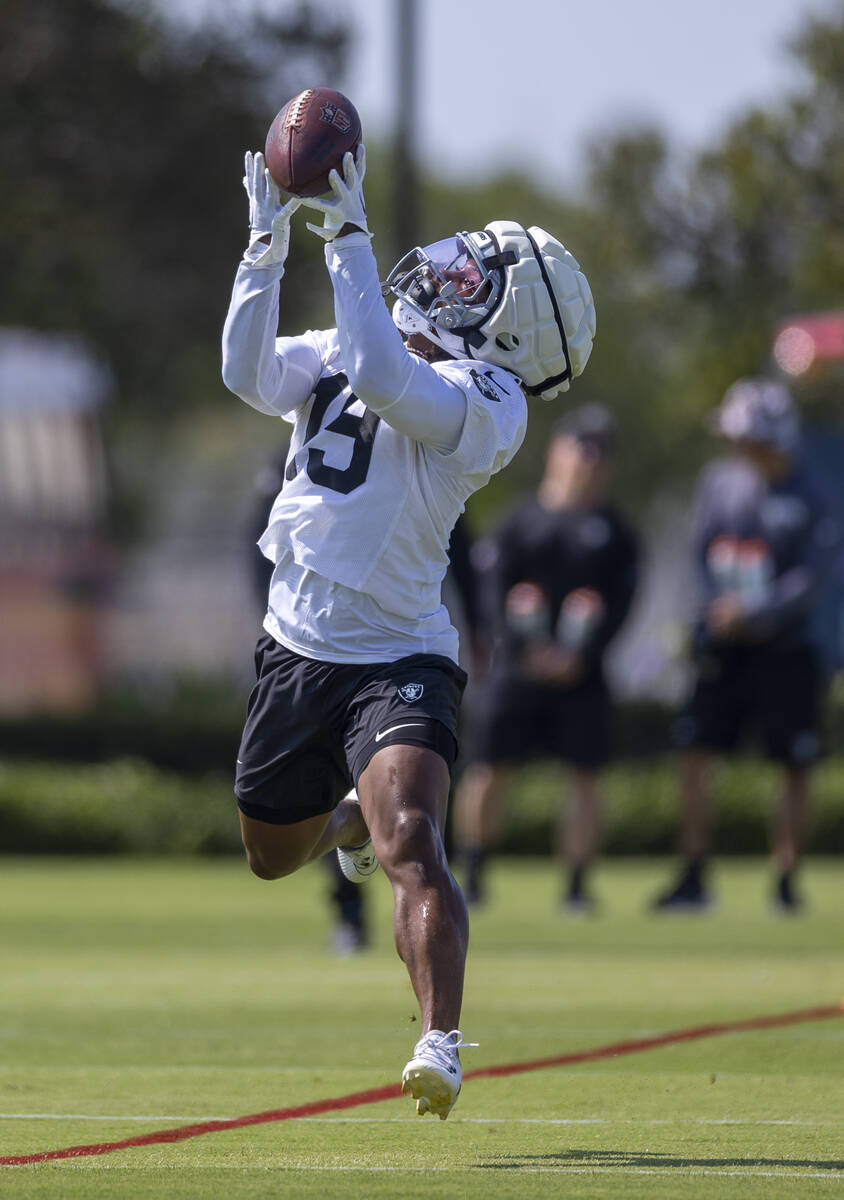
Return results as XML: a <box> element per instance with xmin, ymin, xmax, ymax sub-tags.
<box><xmin>653</xmin><ymin>379</ymin><xmax>843</xmax><ymax>914</ymax></box>
<box><xmin>454</xmin><ymin>405</ymin><xmax>640</xmax><ymax>911</ymax></box>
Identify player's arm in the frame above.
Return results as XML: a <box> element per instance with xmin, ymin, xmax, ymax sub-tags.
<box><xmin>689</xmin><ymin>464</ymin><xmax>728</xmax><ymax>649</ymax></box>
<box><xmin>301</xmin><ymin>150</ymin><xmax>468</xmax><ymax>452</ymax></box>
<box><xmin>328</xmin><ymin>235</ymin><xmax>470</xmax><ymax>449</ymax></box>
<box><xmin>222</xmin><ymin>266</ymin><xmax>322</xmax><ymax>417</ymax></box>
<box><xmin>580</xmin><ymin>521</ymin><xmax>640</xmax><ymax>663</ymax></box>
<box><xmin>488</xmin><ymin>512</ymin><xmax>534</xmax><ymax>644</ymax></box>
<box><xmin>221</xmin><ymin>151</ymin><xmax>322</xmax><ymax>417</ymax></box>
<box><xmin>739</xmin><ymin>499</ymin><xmax>842</xmax><ymax>639</ymax></box>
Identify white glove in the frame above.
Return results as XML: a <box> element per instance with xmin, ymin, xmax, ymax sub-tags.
<box><xmin>300</xmin><ymin>145</ymin><xmax>371</xmax><ymax>242</ymax></box>
<box><xmin>242</xmin><ymin>150</ymin><xmax>301</xmax><ymax>267</ymax></box>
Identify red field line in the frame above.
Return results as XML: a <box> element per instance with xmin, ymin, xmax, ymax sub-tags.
<box><xmin>464</xmin><ymin>1002</ymin><xmax>844</xmax><ymax>1080</ymax></box>
<box><xmin>2</xmin><ymin>1001</ymin><xmax>842</xmax><ymax>1167</ymax></box>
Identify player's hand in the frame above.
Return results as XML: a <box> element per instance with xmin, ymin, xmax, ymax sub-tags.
<box><xmin>242</xmin><ymin>150</ymin><xmax>301</xmax><ymax>267</ymax></box>
<box><xmin>706</xmin><ymin>593</ymin><xmax>748</xmax><ymax>641</ymax></box>
<box><xmin>301</xmin><ymin>145</ymin><xmax>371</xmax><ymax>242</ymax></box>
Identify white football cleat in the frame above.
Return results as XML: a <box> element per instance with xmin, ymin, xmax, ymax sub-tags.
<box><xmin>336</xmin><ymin>789</ymin><xmax>380</xmax><ymax>883</ymax></box>
<box><xmin>336</xmin><ymin>837</ymin><xmax>379</xmax><ymax>883</ymax></box>
<box><xmin>401</xmin><ymin>1029</ymin><xmax>477</xmax><ymax>1120</ymax></box>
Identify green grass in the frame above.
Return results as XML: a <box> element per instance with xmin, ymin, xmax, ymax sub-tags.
<box><xmin>1</xmin><ymin>856</ymin><xmax>842</xmax><ymax>1198</ymax></box>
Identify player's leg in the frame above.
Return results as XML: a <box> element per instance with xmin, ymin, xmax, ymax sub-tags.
<box><xmin>653</xmin><ymin>651</ymin><xmax>744</xmax><ymax>911</ymax></box>
<box><xmin>676</xmin><ymin>746</ymin><xmax>716</xmax><ymax>862</ymax></box>
<box><xmin>234</xmin><ymin>635</ymin><xmax>365</xmax><ymax>880</ymax></box>
<box><xmin>239</xmin><ymin>795</ymin><xmax>367</xmax><ymax>880</ymax></box>
<box><xmin>454</xmin><ymin>671</ymin><xmax>535</xmax><ymax>903</ymax></box>
<box><xmin>757</xmin><ymin>646</ymin><xmax>823</xmax><ymax>911</ymax></box>
<box><xmin>358</xmin><ymin>743</ymin><xmax>466</xmax><ymax>1032</ymax></box>
<box><xmin>651</xmin><ymin>747</ymin><xmax>716</xmax><ymax>909</ymax></box>
<box><xmin>357</xmin><ymin>742</ymin><xmax>472</xmax><ymax>1119</ymax></box>
<box><xmin>323</xmin><ymin>850</ymin><xmax>369</xmax><ymax>953</ymax></box>
<box><xmin>554</xmin><ymin>676</ymin><xmax>611</xmax><ymax>912</ymax></box>
<box><xmin>771</xmin><ymin>763</ymin><xmax>811</xmax><ymax>909</ymax></box>
<box><xmin>557</xmin><ymin>765</ymin><xmax>602</xmax><ymax>911</ymax></box>
<box><xmin>453</xmin><ymin>760</ymin><xmax>512</xmax><ymax>904</ymax></box>
<box><xmin>340</xmin><ymin>651</ymin><xmax>473</xmax><ymax>1117</ymax></box>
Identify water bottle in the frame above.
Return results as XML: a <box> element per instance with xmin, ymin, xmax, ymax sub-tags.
<box><xmin>504</xmin><ymin>581</ymin><xmax>550</xmax><ymax>638</ymax></box>
<box><xmin>556</xmin><ymin>587</ymin><xmax>604</xmax><ymax>649</ymax></box>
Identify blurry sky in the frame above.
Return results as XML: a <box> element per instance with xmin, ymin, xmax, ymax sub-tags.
<box><xmin>155</xmin><ymin>0</ymin><xmax>835</xmax><ymax>188</ymax></box>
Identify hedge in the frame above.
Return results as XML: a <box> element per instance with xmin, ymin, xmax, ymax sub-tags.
<box><xmin>0</xmin><ymin>693</ymin><xmax>705</xmax><ymax>774</ymax></box>
<box><xmin>0</xmin><ymin>758</ymin><xmax>240</xmax><ymax>855</ymax></box>
<box><xmin>502</xmin><ymin>757</ymin><xmax>844</xmax><ymax>855</ymax></box>
<box><xmin>0</xmin><ymin>687</ymin><xmax>840</xmax><ymax>774</ymax></box>
<box><xmin>1</xmin><ymin>753</ymin><xmax>843</xmax><ymax>856</ymax></box>
<box><xmin>0</xmin><ymin>682</ymin><xmax>245</xmax><ymax>774</ymax></box>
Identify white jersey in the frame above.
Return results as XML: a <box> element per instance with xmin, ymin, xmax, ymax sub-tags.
<box><xmin>222</xmin><ymin>233</ymin><xmax>527</xmax><ymax>663</ymax></box>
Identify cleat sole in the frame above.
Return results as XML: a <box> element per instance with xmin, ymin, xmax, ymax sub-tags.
<box><xmin>401</xmin><ymin>1066</ymin><xmax>459</xmax><ymax>1120</ymax></box>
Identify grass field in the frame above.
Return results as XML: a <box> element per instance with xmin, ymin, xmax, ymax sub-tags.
<box><xmin>1</xmin><ymin>854</ymin><xmax>842</xmax><ymax>1198</ymax></box>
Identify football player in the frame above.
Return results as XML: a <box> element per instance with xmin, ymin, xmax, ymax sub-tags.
<box><xmin>454</xmin><ymin>405</ymin><xmax>639</xmax><ymax>912</ymax></box>
<box><xmin>653</xmin><ymin>379</ymin><xmax>841</xmax><ymax>913</ymax></box>
<box><xmin>221</xmin><ymin>146</ymin><xmax>595</xmax><ymax>1118</ymax></box>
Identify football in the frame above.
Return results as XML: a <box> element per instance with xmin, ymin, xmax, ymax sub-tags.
<box><xmin>264</xmin><ymin>88</ymin><xmax>362</xmax><ymax>197</ymax></box>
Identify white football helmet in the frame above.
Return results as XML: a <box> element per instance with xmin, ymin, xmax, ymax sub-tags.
<box><xmin>383</xmin><ymin>220</ymin><xmax>596</xmax><ymax>399</ymax></box>
<box><xmin>711</xmin><ymin>378</ymin><xmax>800</xmax><ymax>452</ymax></box>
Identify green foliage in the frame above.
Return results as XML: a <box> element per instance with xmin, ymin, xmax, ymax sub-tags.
<box><xmin>0</xmin><ymin>678</ymin><xmax>243</xmax><ymax>771</ymax></box>
<box><xmin>501</xmin><ymin>755</ymin><xmax>844</xmax><ymax>856</ymax></box>
<box><xmin>0</xmin><ymin>756</ymin><xmax>240</xmax><ymax>853</ymax></box>
<box><xmin>0</xmin><ymin>0</ymin><xmax>347</xmax><ymax>414</ymax></box>
<box><xmin>3</xmin><ymin>749</ymin><xmax>844</xmax><ymax>856</ymax></box>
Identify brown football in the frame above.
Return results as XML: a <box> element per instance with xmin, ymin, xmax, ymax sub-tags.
<box><xmin>264</xmin><ymin>88</ymin><xmax>362</xmax><ymax>197</ymax></box>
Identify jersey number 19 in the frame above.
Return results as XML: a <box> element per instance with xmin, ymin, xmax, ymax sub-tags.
<box><xmin>286</xmin><ymin>373</ymin><xmax>380</xmax><ymax>495</ymax></box>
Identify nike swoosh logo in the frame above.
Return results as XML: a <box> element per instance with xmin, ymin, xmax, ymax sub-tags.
<box><xmin>375</xmin><ymin>722</ymin><xmax>426</xmax><ymax>743</ymax></box>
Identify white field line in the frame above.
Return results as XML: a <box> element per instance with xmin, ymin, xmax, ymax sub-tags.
<box><xmin>0</xmin><ymin>1114</ymin><xmax>234</xmax><ymax>1122</ymax></box>
<box><xmin>44</xmin><ymin>1164</ymin><xmax>844</xmax><ymax>1180</ymax></box>
<box><xmin>303</xmin><ymin>1116</ymin><xmax>844</xmax><ymax>1126</ymax></box>
<box><xmin>2</xmin><ymin>1114</ymin><xmax>842</xmax><ymax>1126</ymax></box>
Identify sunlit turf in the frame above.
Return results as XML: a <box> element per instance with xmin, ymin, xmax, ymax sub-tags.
<box><xmin>1</xmin><ymin>855</ymin><xmax>842</xmax><ymax>1198</ymax></box>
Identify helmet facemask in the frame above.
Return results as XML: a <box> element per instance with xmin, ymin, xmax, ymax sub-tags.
<box><xmin>383</xmin><ymin>221</ymin><xmax>595</xmax><ymax>399</ymax></box>
<box><xmin>383</xmin><ymin>231</ymin><xmax>506</xmax><ymax>350</ymax></box>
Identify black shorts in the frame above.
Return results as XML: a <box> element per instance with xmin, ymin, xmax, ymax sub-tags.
<box><xmin>471</xmin><ymin>669</ymin><xmax>612</xmax><ymax>769</ymax></box>
<box><xmin>235</xmin><ymin>634</ymin><xmax>467</xmax><ymax>825</ymax></box>
<box><xmin>674</xmin><ymin>644</ymin><xmax>824</xmax><ymax>765</ymax></box>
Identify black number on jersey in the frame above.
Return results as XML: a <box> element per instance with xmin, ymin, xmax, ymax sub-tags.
<box><xmin>285</xmin><ymin>373</ymin><xmax>380</xmax><ymax>495</ymax></box>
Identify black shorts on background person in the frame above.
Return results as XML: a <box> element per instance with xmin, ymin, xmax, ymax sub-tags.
<box><xmin>676</xmin><ymin>643</ymin><xmax>823</xmax><ymax>767</ymax></box>
<box><xmin>472</xmin><ymin>670</ymin><xmax>611</xmax><ymax>771</ymax></box>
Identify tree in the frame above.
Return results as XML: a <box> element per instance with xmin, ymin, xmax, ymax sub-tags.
<box><xmin>0</xmin><ymin>0</ymin><xmax>349</xmax><ymax>416</ymax></box>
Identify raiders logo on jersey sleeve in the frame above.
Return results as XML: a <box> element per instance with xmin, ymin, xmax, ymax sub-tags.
<box><xmin>469</xmin><ymin>368</ymin><xmax>506</xmax><ymax>403</ymax></box>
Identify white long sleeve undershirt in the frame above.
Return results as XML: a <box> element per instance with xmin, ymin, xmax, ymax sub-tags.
<box><xmin>221</xmin><ymin>233</ymin><xmax>468</xmax><ymax>450</ymax></box>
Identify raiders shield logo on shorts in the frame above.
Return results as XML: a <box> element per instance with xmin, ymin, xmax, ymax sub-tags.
<box><xmin>398</xmin><ymin>682</ymin><xmax>424</xmax><ymax>703</ymax></box>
